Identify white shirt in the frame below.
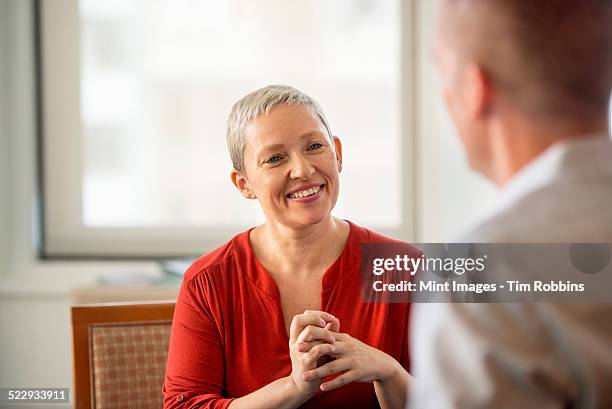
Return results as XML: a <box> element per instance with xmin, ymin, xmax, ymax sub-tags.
<box><xmin>462</xmin><ymin>134</ymin><xmax>612</xmax><ymax>242</ymax></box>
<box><xmin>409</xmin><ymin>134</ymin><xmax>612</xmax><ymax>409</ymax></box>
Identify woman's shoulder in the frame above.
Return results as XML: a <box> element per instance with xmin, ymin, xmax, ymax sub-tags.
<box><xmin>182</xmin><ymin>229</ymin><xmax>252</xmax><ymax>284</ymax></box>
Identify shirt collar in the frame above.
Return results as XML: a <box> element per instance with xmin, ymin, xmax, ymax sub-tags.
<box><xmin>494</xmin><ymin>132</ymin><xmax>612</xmax><ymax>213</ymax></box>
<box><xmin>239</xmin><ymin>221</ymin><xmax>356</xmax><ymax>298</ymax></box>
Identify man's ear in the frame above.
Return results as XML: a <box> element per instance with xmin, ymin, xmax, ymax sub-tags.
<box><xmin>230</xmin><ymin>169</ymin><xmax>256</xmax><ymax>199</ymax></box>
<box><xmin>462</xmin><ymin>63</ymin><xmax>493</xmax><ymax>120</ymax></box>
<box><xmin>333</xmin><ymin>136</ymin><xmax>343</xmax><ymax>173</ymax></box>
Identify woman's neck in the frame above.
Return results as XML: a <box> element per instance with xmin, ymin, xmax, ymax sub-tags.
<box><xmin>251</xmin><ymin>217</ymin><xmax>350</xmax><ymax>280</ymax></box>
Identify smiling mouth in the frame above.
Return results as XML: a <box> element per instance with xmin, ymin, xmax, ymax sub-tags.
<box><xmin>287</xmin><ymin>184</ymin><xmax>325</xmax><ymax>199</ymax></box>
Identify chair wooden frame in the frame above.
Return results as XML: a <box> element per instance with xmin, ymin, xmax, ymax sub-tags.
<box><xmin>71</xmin><ymin>300</ymin><xmax>176</xmax><ymax>409</ymax></box>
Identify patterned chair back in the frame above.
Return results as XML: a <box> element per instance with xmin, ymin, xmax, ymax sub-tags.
<box><xmin>72</xmin><ymin>302</ymin><xmax>175</xmax><ymax>409</ymax></box>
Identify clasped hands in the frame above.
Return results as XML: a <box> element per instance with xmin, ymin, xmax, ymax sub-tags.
<box><xmin>288</xmin><ymin>310</ymin><xmax>397</xmax><ymax>396</ymax></box>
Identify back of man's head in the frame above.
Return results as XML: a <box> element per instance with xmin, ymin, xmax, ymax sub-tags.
<box><xmin>440</xmin><ymin>0</ymin><xmax>611</xmax><ymax>123</ymax></box>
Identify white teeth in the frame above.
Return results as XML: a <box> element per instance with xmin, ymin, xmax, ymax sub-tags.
<box><xmin>289</xmin><ymin>185</ymin><xmax>322</xmax><ymax>199</ymax></box>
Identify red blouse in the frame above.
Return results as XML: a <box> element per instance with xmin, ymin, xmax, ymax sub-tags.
<box><xmin>163</xmin><ymin>221</ymin><xmax>417</xmax><ymax>409</ymax></box>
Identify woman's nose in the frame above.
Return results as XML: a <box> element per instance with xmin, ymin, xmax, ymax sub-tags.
<box><xmin>289</xmin><ymin>155</ymin><xmax>315</xmax><ymax>179</ymax></box>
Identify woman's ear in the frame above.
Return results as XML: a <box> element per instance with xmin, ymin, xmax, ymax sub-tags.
<box><xmin>333</xmin><ymin>136</ymin><xmax>343</xmax><ymax>173</ymax></box>
<box><xmin>230</xmin><ymin>169</ymin><xmax>256</xmax><ymax>199</ymax></box>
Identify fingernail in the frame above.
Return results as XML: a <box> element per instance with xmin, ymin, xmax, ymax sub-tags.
<box><xmin>302</xmin><ymin>373</ymin><xmax>310</xmax><ymax>381</ymax></box>
<box><xmin>320</xmin><ymin>319</ymin><xmax>326</xmax><ymax>326</ymax></box>
<box><xmin>330</xmin><ymin>336</ymin><xmax>336</xmax><ymax>343</ymax></box>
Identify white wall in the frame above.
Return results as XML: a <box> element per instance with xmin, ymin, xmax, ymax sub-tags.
<box><xmin>0</xmin><ymin>0</ymin><xmax>14</xmax><ymax>278</ymax></box>
<box><xmin>1</xmin><ymin>0</ymin><xmax>40</xmax><ymax>281</ymax></box>
<box><xmin>0</xmin><ymin>2</ymin><xmax>71</xmax><ymax>403</ymax></box>
<box><xmin>0</xmin><ymin>2</ymin><xmax>158</xmax><ymax>403</ymax></box>
<box><xmin>0</xmin><ymin>296</ymin><xmax>72</xmax><ymax>390</ymax></box>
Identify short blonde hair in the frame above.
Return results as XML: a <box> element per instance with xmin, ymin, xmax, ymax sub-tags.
<box><xmin>226</xmin><ymin>85</ymin><xmax>333</xmax><ymax>173</ymax></box>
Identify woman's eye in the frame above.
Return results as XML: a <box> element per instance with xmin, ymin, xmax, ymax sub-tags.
<box><xmin>307</xmin><ymin>143</ymin><xmax>323</xmax><ymax>151</ymax></box>
<box><xmin>265</xmin><ymin>155</ymin><xmax>283</xmax><ymax>164</ymax></box>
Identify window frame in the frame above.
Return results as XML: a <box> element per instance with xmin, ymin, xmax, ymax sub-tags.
<box><xmin>37</xmin><ymin>0</ymin><xmax>416</xmax><ymax>258</ymax></box>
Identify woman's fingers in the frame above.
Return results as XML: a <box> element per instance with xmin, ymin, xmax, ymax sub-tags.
<box><xmin>302</xmin><ymin>336</ymin><xmax>395</xmax><ymax>390</ymax></box>
<box><xmin>303</xmin><ymin>310</ymin><xmax>336</xmax><ymax>322</ymax></box>
<box><xmin>304</xmin><ymin>310</ymin><xmax>340</xmax><ymax>332</ymax></box>
<box><xmin>289</xmin><ymin>311</ymin><xmax>337</xmax><ymax>344</ymax></box>
<box><xmin>297</xmin><ymin>340</ymin><xmax>325</xmax><ymax>353</ymax></box>
<box><xmin>297</xmin><ymin>332</ymin><xmax>348</xmax><ymax>357</ymax></box>
<box><xmin>326</xmin><ymin>331</ymin><xmax>347</xmax><ymax>341</ymax></box>
<box><xmin>287</xmin><ymin>312</ymin><xmax>341</xmax><ymax>394</ymax></box>
<box><xmin>294</xmin><ymin>329</ymin><xmax>400</xmax><ymax>395</ymax></box>
<box><xmin>320</xmin><ymin>370</ymin><xmax>359</xmax><ymax>392</ymax></box>
<box><xmin>302</xmin><ymin>342</ymin><xmax>336</xmax><ymax>368</ymax></box>
<box><xmin>289</xmin><ymin>314</ymin><xmax>325</xmax><ymax>344</ymax></box>
<box><xmin>302</xmin><ymin>357</ymin><xmax>351</xmax><ymax>381</ymax></box>
<box><xmin>324</xmin><ymin>321</ymin><xmax>340</xmax><ymax>333</ymax></box>
<box><xmin>296</xmin><ymin>325</ymin><xmax>336</xmax><ymax>345</ymax></box>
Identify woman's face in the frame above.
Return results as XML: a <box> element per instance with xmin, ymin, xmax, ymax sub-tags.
<box><xmin>232</xmin><ymin>103</ymin><xmax>343</xmax><ymax>230</ymax></box>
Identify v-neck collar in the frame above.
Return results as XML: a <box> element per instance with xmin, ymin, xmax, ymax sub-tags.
<box><xmin>239</xmin><ymin>220</ymin><xmax>356</xmax><ymax>300</ymax></box>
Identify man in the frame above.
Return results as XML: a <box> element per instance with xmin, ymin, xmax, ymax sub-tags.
<box><xmin>410</xmin><ymin>1</ymin><xmax>612</xmax><ymax>408</ymax></box>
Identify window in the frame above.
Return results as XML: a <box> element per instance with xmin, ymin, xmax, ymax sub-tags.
<box><xmin>40</xmin><ymin>0</ymin><xmax>412</xmax><ymax>257</ymax></box>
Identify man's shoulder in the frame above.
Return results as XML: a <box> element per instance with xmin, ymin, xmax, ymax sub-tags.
<box><xmin>463</xmin><ymin>175</ymin><xmax>612</xmax><ymax>242</ymax></box>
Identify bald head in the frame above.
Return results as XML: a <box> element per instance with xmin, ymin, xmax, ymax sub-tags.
<box><xmin>439</xmin><ymin>0</ymin><xmax>611</xmax><ymax>123</ymax></box>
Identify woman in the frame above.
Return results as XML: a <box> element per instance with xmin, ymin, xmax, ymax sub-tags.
<box><xmin>163</xmin><ymin>85</ymin><xmax>419</xmax><ymax>409</ymax></box>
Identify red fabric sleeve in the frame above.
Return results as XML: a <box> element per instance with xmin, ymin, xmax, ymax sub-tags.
<box><xmin>163</xmin><ymin>274</ymin><xmax>235</xmax><ymax>409</ymax></box>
